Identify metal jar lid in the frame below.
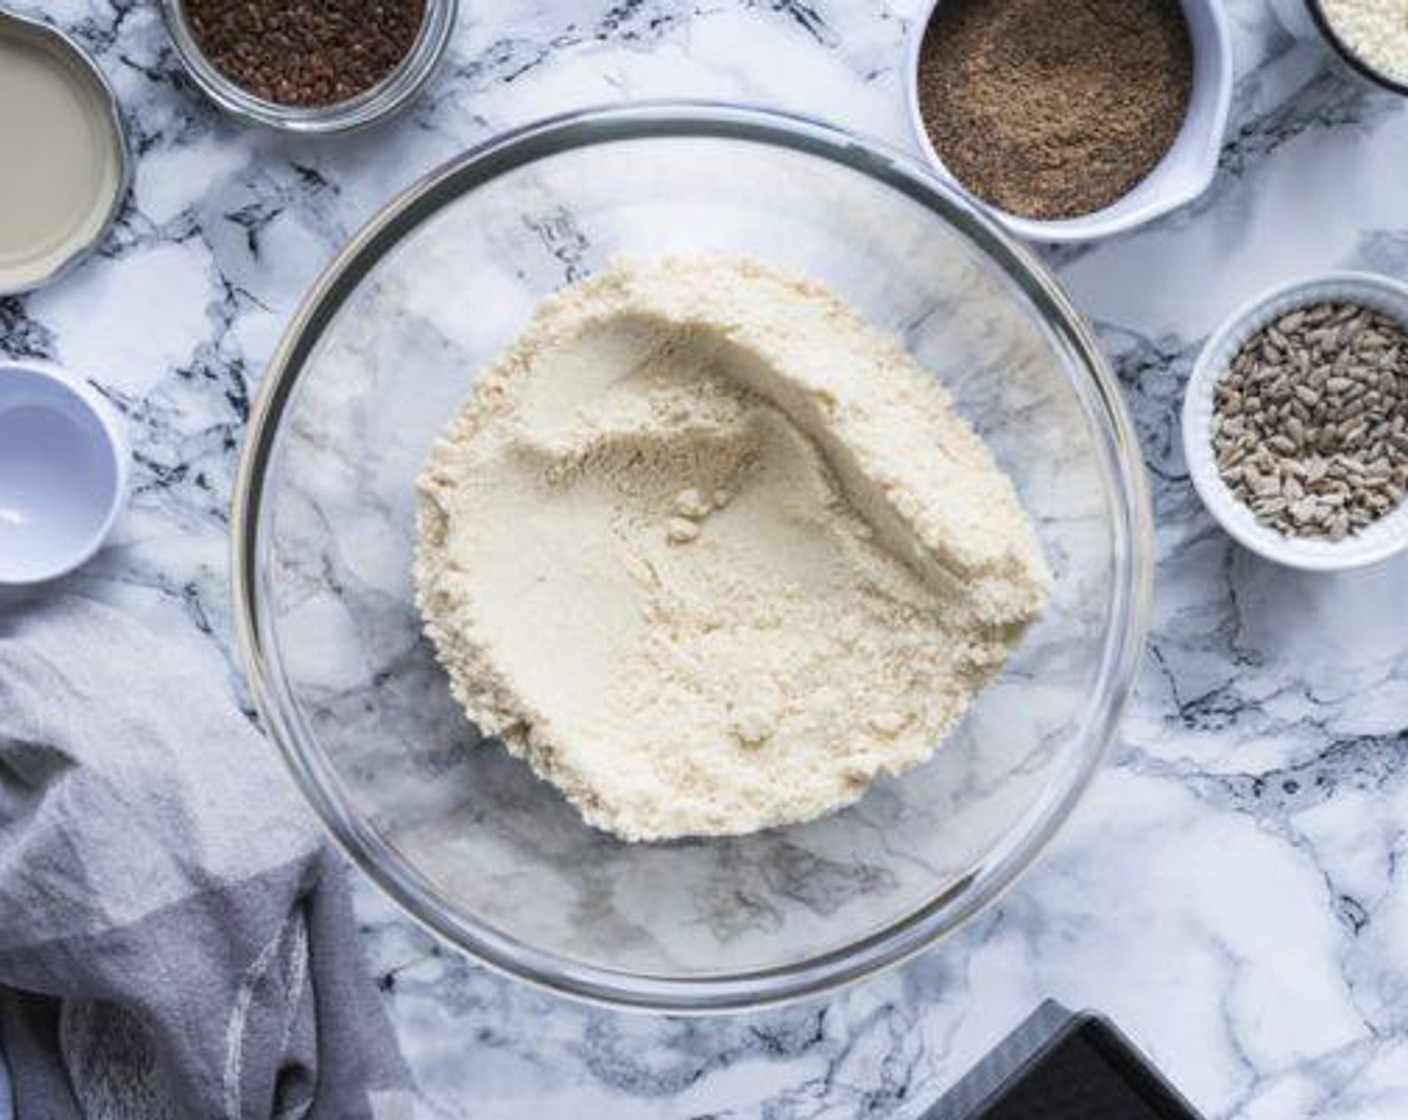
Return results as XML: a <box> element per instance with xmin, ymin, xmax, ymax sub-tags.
<box><xmin>0</xmin><ymin>9</ymin><xmax>130</xmax><ymax>296</ymax></box>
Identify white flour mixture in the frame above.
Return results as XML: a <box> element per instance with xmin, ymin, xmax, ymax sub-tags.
<box><xmin>415</xmin><ymin>259</ymin><xmax>1049</xmax><ymax>841</ymax></box>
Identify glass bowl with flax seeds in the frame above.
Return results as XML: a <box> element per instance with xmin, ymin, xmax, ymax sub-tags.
<box><xmin>162</xmin><ymin>0</ymin><xmax>456</xmax><ymax>133</ymax></box>
<box><xmin>1184</xmin><ymin>273</ymin><xmax>1408</xmax><ymax>572</ymax></box>
<box><xmin>904</xmin><ymin>0</ymin><xmax>1233</xmax><ymax>242</ymax></box>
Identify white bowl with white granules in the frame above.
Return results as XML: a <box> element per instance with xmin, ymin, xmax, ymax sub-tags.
<box><xmin>1307</xmin><ymin>0</ymin><xmax>1408</xmax><ymax>98</ymax></box>
<box><xmin>1184</xmin><ymin>272</ymin><xmax>1408</xmax><ymax>571</ymax></box>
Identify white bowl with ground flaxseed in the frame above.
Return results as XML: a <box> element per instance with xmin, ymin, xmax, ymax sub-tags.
<box><xmin>1185</xmin><ymin>273</ymin><xmax>1408</xmax><ymax>571</ymax></box>
<box><xmin>904</xmin><ymin>0</ymin><xmax>1233</xmax><ymax>243</ymax></box>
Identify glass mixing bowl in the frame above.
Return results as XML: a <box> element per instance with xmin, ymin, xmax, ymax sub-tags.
<box><xmin>233</xmin><ymin>103</ymin><xmax>1152</xmax><ymax>1012</ymax></box>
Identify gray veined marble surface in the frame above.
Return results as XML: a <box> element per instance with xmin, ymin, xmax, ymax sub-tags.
<box><xmin>2</xmin><ymin>0</ymin><xmax>1407</xmax><ymax>1117</ymax></box>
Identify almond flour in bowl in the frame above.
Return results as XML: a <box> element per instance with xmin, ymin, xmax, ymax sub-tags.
<box><xmin>414</xmin><ymin>258</ymin><xmax>1050</xmax><ymax>842</ymax></box>
<box><xmin>234</xmin><ymin>106</ymin><xmax>1154</xmax><ymax>1008</ymax></box>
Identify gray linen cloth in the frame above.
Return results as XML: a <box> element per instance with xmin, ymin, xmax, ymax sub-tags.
<box><xmin>0</xmin><ymin>596</ymin><xmax>412</xmax><ymax>1120</ymax></box>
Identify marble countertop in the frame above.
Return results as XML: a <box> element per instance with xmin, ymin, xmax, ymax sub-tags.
<box><xmin>4</xmin><ymin>0</ymin><xmax>1408</xmax><ymax>1117</ymax></box>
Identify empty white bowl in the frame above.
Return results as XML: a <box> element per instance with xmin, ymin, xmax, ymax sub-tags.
<box><xmin>904</xmin><ymin>0</ymin><xmax>1234</xmax><ymax>242</ymax></box>
<box><xmin>0</xmin><ymin>359</ymin><xmax>129</xmax><ymax>586</ymax></box>
<box><xmin>1183</xmin><ymin>273</ymin><xmax>1408</xmax><ymax>572</ymax></box>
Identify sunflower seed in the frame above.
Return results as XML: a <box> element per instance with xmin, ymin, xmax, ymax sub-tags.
<box><xmin>1211</xmin><ymin>300</ymin><xmax>1408</xmax><ymax>540</ymax></box>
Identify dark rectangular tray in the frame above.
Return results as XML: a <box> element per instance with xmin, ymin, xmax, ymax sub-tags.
<box><xmin>923</xmin><ymin>1000</ymin><xmax>1205</xmax><ymax>1120</ymax></box>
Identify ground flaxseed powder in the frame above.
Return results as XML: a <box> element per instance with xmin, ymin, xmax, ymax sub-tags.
<box><xmin>917</xmin><ymin>0</ymin><xmax>1194</xmax><ymax>221</ymax></box>
<box><xmin>184</xmin><ymin>0</ymin><xmax>426</xmax><ymax>108</ymax></box>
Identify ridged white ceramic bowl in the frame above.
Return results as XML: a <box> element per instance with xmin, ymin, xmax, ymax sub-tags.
<box><xmin>1184</xmin><ymin>273</ymin><xmax>1408</xmax><ymax>571</ymax></box>
<box><xmin>904</xmin><ymin>0</ymin><xmax>1234</xmax><ymax>243</ymax></box>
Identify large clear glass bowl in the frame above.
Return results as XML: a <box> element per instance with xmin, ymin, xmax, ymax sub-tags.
<box><xmin>233</xmin><ymin>104</ymin><xmax>1152</xmax><ymax>1012</ymax></box>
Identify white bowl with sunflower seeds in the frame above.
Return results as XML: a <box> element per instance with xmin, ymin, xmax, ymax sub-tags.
<box><xmin>1184</xmin><ymin>272</ymin><xmax>1408</xmax><ymax>571</ymax></box>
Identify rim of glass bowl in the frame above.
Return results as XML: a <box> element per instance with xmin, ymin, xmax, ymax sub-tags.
<box><xmin>159</xmin><ymin>0</ymin><xmax>456</xmax><ymax>134</ymax></box>
<box><xmin>232</xmin><ymin>102</ymin><xmax>1154</xmax><ymax>1014</ymax></box>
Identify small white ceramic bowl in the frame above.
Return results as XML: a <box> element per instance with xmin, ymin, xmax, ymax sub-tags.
<box><xmin>904</xmin><ymin>0</ymin><xmax>1234</xmax><ymax>243</ymax></box>
<box><xmin>0</xmin><ymin>360</ymin><xmax>129</xmax><ymax>586</ymax></box>
<box><xmin>1183</xmin><ymin>273</ymin><xmax>1408</xmax><ymax>572</ymax></box>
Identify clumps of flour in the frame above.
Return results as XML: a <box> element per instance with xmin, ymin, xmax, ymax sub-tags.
<box><xmin>415</xmin><ymin>258</ymin><xmax>1050</xmax><ymax>842</ymax></box>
